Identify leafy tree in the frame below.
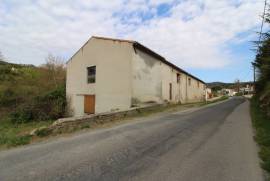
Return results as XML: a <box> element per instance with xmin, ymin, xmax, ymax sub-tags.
<box><xmin>254</xmin><ymin>5</ymin><xmax>270</xmax><ymax>117</ymax></box>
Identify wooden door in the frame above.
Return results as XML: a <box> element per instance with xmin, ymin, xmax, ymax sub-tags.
<box><xmin>84</xmin><ymin>95</ymin><xmax>95</xmax><ymax>114</ymax></box>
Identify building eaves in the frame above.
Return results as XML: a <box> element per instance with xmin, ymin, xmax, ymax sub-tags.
<box><xmin>92</xmin><ymin>36</ymin><xmax>135</xmax><ymax>44</ymax></box>
<box><xmin>133</xmin><ymin>42</ymin><xmax>205</xmax><ymax>84</ymax></box>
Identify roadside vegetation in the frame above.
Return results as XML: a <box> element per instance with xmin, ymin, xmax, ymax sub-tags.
<box><xmin>0</xmin><ymin>53</ymin><xmax>66</xmax><ymax>148</ymax></box>
<box><xmin>251</xmin><ymin>98</ymin><xmax>270</xmax><ymax>172</ymax></box>
<box><xmin>0</xmin><ymin>50</ymin><xmax>229</xmax><ymax>149</ymax></box>
<box><xmin>250</xmin><ymin>5</ymin><xmax>270</xmax><ymax>174</ymax></box>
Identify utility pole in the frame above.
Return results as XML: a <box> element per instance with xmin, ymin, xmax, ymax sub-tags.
<box><xmin>234</xmin><ymin>79</ymin><xmax>240</xmax><ymax>93</ymax></box>
<box><xmin>252</xmin><ymin>62</ymin><xmax>256</xmax><ymax>92</ymax></box>
<box><xmin>237</xmin><ymin>79</ymin><xmax>240</xmax><ymax>93</ymax></box>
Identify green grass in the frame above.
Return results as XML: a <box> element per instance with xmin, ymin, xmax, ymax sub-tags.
<box><xmin>250</xmin><ymin>97</ymin><xmax>270</xmax><ymax>172</ymax></box>
<box><xmin>0</xmin><ymin>117</ymin><xmax>52</xmax><ymax>148</ymax></box>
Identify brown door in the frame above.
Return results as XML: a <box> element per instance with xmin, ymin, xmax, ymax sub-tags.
<box><xmin>84</xmin><ymin>95</ymin><xmax>95</xmax><ymax>114</ymax></box>
<box><xmin>169</xmin><ymin>83</ymin><xmax>172</xmax><ymax>100</ymax></box>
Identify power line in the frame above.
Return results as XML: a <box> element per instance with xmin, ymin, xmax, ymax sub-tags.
<box><xmin>252</xmin><ymin>0</ymin><xmax>268</xmax><ymax>91</ymax></box>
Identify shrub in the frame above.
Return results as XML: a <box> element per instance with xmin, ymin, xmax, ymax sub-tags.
<box><xmin>0</xmin><ymin>133</ymin><xmax>8</xmax><ymax>145</ymax></box>
<box><xmin>9</xmin><ymin>85</ymin><xmax>66</xmax><ymax>124</ymax></box>
<box><xmin>9</xmin><ymin>105</ymin><xmax>34</xmax><ymax>124</ymax></box>
<box><xmin>0</xmin><ymin>88</ymin><xmax>17</xmax><ymax>106</ymax></box>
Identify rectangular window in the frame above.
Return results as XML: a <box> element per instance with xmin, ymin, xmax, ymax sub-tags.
<box><xmin>188</xmin><ymin>78</ymin><xmax>191</xmax><ymax>86</ymax></box>
<box><xmin>177</xmin><ymin>73</ymin><xmax>180</xmax><ymax>83</ymax></box>
<box><xmin>197</xmin><ymin>81</ymin><xmax>200</xmax><ymax>88</ymax></box>
<box><xmin>87</xmin><ymin>66</ymin><xmax>96</xmax><ymax>83</ymax></box>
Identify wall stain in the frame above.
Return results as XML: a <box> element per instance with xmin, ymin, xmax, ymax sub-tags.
<box><xmin>142</xmin><ymin>67</ymin><xmax>150</xmax><ymax>74</ymax></box>
<box><xmin>155</xmin><ymin>82</ymin><xmax>162</xmax><ymax>97</ymax></box>
<box><xmin>136</xmin><ymin>73</ymin><xmax>142</xmax><ymax>80</ymax></box>
<box><xmin>139</xmin><ymin>51</ymin><xmax>156</xmax><ymax>68</ymax></box>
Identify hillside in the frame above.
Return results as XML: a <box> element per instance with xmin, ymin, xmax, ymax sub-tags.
<box><xmin>0</xmin><ymin>57</ymin><xmax>66</xmax><ymax>120</ymax></box>
<box><xmin>207</xmin><ymin>81</ymin><xmax>253</xmax><ymax>90</ymax></box>
<box><xmin>0</xmin><ymin>57</ymin><xmax>67</xmax><ymax>147</ymax></box>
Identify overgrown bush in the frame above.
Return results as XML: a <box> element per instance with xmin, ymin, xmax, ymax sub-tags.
<box><xmin>251</xmin><ymin>97</ymin><xmax>270</xmax><ymax>172</ymax></box>
<box><xmin>0</xmin><ymin>88</ymin><xmax>17</xmax><ymax>106</ymax></box>
<box><xmin>10</xmin><ymin>85</ymin><xmax>66</xmax><ymax>124</ymax></box>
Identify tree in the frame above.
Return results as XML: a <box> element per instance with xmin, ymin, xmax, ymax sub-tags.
<box><xmin>253</xmin><ymin>5</ymin><xmax>270</xmax><ymax>116</ymax></box>
<box><xmin>41</xmin><ymin>54</ymin><xmax>66</xmax><ymax>88</ymax></box>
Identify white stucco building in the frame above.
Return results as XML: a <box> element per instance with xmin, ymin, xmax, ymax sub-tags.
<box><xmin>66</xmin><ymin>36</ymin><xmax>206</xmax><ymax>117</ymax></box>
<box><xmin>206</xmin><ymin>88</ymin><xmax>212</xmax><ymax>100</ymax></box>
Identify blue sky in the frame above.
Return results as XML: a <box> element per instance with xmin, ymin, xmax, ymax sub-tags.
<box><xmin>0</xmin><ymin>0</ymin><xmax>265</xmax><ymax>83</ymax></box>
<box><xmin>187</xmin><ymin>39</ymin><xmax>257</xmax><ymax>83</ymax></box>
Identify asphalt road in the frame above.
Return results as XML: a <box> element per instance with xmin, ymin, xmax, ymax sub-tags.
<box><xmin>0</xmin><ymin>97</ymin><xmax>264</xmax><ymax>181</ymax></box>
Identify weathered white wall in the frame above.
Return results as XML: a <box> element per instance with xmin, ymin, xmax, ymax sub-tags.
<box><xmin>186</xmin><ymin>75</ymin><xmax>206</xmax><ymax>103</ymax></box>
<box><xmin>161</xmin><ymin>63</ymin><xmax>181</xmax><ymax>103</ymax></box>
<box><xmin>131</xmin><ymin>48</ymin><xmax>206</xmax><ymax>104</ymax></box>
<box><xmin>66</xmin><ymin>38</ymin><xmax>133</xmax><ymax>116</ymax></box>
<box><xmin>131</xmin><ymin>49</ymin><xmax>163</xmax><ymax>104</ymax></box>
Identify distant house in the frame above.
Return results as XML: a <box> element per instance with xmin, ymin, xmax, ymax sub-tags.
<box><xmin>222</xmin><ymin>88</ymin><xmax>236</xmax><ymax>96</ymax></box>
<box><xmin>206</xmin><ymin>88</ymin><xmax>212</xmax><ymax>99</ymax></box>
<box><xmin>240</xmin><ymin>84</ymin><xmax>254</xmax><ymax>94</ymax></box>
<box><xmin>66</xmin><ymin>36</ymin><xmax>206</xmax><ymax>117</ymax></box>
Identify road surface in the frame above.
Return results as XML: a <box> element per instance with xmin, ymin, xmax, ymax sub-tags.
<box><xmin>0</xmin><ymin>97</ymin><xmax>264</xmax><ymax>181</ymax></box>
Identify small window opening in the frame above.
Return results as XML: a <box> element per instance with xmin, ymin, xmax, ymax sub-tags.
<box><xmin>177</xmin><ymin>73</ymin><xmax>180</xmax><ymax>83</ymax></box>
<box><xmin>87</xmin><ymin>66</ymin><xmax>96</xmax><ymax>83</ymax></box>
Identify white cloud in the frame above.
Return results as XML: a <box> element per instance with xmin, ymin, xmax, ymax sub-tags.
<box><xmin>0</xmin><ymin>0</ymin><xmax>265</xmax><ymax>68</ymax></box>
<box><xmin>124</xmin><ymin>0</ymin><xmax>263</xmax><ymax>68</ymax></box>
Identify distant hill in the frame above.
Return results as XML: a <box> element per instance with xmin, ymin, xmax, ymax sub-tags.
<box><xmin>0</xmin><ymin>60</ymin><xmax>35</xmax><ymax>67</ymax></box>
<box><xmin>207</xmin><ymin>81</ymin><xmax>253</xmax><ymax>91</ymax></box>
<box><xmin>0</xmin><ymin>60</ymin><xmax>9</xmax><ymax>65</ymax></box>
<box><xmin>207</xmin><ymin>82</ymin><xmax>234</xmax><ymax>88</ymax></box>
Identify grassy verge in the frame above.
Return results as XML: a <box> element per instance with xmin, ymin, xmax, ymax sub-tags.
<box><xmin>0</xmin><ymin>117</ymin><xmax>52</xmax><ymax>149</ymax></box>
<box><xmin>250</xmin><ymin>97</ymin><xmax>270</xmax><ymax>173</ymax></box>
<box><xmin>204</xmin><ymin>95</ymin><xmax>229</xmax><ymax>105</ymax></box>
<box><xmin>0</xmin><ymin>96</ymin><xmax>228</xmax><ymax>150</ymax></box>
